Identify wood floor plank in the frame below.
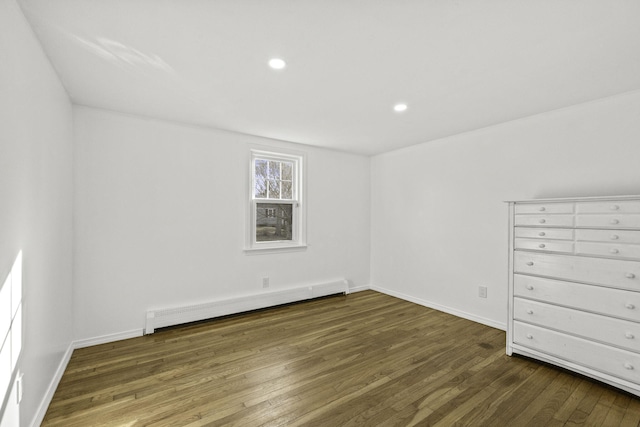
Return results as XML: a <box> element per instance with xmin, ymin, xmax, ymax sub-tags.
<box><xmin>514</xmin><ymin>371</ymin><xmax>582</xmax><ymax>426</ymax></box>
<box><xmin>551</xmin><ymin>378</ymin><xmax>599</xmax><ymax>424</ymax></box>
<box><xmin>42</xmin><ymin>290</ymin><xmax>640</xmax><ymax>426</ymax></box>
<box><xmin>448</xmin><ymin>361</ymin><xmax>537</xmax><ymax>425</ymax></box>
<box><xmin>620</xmin><ymin>396</ymin><xmax>640</xmax><ymax>427</ymax></box>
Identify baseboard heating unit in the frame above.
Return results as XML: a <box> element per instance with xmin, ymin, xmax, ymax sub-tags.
<box><xmin>144</xmin><ymin>279</ymin><xmax>349</xmax><ymax>334</ymax></box>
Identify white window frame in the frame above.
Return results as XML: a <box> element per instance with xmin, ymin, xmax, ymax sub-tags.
<box><xmin>245</xmin><ymin>147</ymin><xmax>306</xmax><ymax>253</ymax></box>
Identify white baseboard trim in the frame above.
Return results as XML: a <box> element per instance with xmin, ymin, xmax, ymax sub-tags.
<box><xmin>73</xmin><ymin>329</ymin><xmax>144</xmax><ymax>349</ymax></box>
<box><xmin>30</xmin><ymin>343</ymin><xmax>74</xmax><ymax>427</ymax></box>
<box><xmin>371</xmin><ymin>285</ymin><xmax>507</xmax><ymax>331</ymax></box>
<box><xmin>347</xmin><ymin>284</ymin><xmax>371</xmax><ymax>293</ymax></box>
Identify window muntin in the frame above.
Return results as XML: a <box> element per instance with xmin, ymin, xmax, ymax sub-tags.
<box><xmin>248</xmin><ymin>149</ymin><xmax>305</xmax><ymax>251</ymax></box>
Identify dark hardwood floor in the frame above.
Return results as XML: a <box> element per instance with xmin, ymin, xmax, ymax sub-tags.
<box><xmin>43</xmin><ymin>290</ymin><xmax>640</xmax><ymax>426</ymax></box>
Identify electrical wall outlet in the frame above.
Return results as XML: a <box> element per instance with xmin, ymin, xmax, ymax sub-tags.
<box><xmin>478</xmin><ymin>286</ymin><xmax>487</xmax><ymax>298</ymax></box>
<box><xmin>262</xmin><ymin>277</ymin><xmax>270</xmax><ymax>288</ymax></box>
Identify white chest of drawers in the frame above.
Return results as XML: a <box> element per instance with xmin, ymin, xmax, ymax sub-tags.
<box><xmin>507</xmin><ymin>195</ymin><xmax>640</xmax><ymax>396</ymax></box>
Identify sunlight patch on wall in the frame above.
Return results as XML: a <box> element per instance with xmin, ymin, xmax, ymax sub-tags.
<box><xmin>0</xmin><ymin>251</ymin><xmax>23</xmax><ymax>427</ymax></box>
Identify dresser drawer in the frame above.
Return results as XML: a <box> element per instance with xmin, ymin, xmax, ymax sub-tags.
<box><xmin>576</xmin><ymin>229</ymin><xmax>640</xmax><ymax>244</ymax></box>
<box><xmin>515</xmin><ymin>203</ymin><xmax>574</xmax><ymax>215</ymax></box>
<box><xmin>576</xmin><ymin>214</ymin><xmax>640</xmax><ymax>229</ymax></box>
<box><xmin>515</xmin><ymin>239</ymin><xmax>574</xmax><ymax>254</ymax></box>
<box><xmin>513</xmin><ymin>322</ymin><xmax>640</xmax><ymax>384</ymax></box>
<box><xmin>514</xmin><ymin>252</ymin><xmax>640</xmax><ymax>291</ymax></box>
<box><xmin>515</xmin><ymin>228</ymin><xmax>574</xmax><ymax>240</ymax></box>
<box><xmin>577</xmin><ymin>200</ymin><xmax>640</xmax><ymax>214</ymax></box>
<box><xmin>514</xmin><ymin>298</ymin><xmax>640</xmax><ymax>352</ymax></box>
<box><xmin>514</xmin><ymin>215</ymin><xmax>574</xmax><ymax>228</ymax></box>
<box><xmin>514</xmin><ymin>275</ymin><xmax>640</xmax><ymax>322</ymax></box>
<box><xmin>576</xmin><ymin>242</ymin><xmax>640</xmax><ymax>260</ymax></box>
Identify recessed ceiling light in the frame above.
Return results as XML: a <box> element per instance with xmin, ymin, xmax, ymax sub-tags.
<box><xmin>393</xmin><ymin>103</ymin><xmax>408</xmax><ymax>112</ymax></box>
<box><xmin>268</xmin><ymin>58</ymin><xmax>286</xmax><ymax>70</ymax></box>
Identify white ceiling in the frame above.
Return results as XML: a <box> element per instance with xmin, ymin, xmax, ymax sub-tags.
<box><xmin>19</xmin><ymin>0</ymin><xmax>640</xmax><ymax>155</ymax></box>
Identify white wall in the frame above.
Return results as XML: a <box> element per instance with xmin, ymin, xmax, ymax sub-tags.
<box><xmin>73</xmin><ymin>106</ymin><xmax>371</xmax><ymax>342</ymax></box>
<box><xmin>371</xmin><ymin>91</ymin><xmax>640</xmax><ymax>329</ymax></box>
<box><xmin>0</xmin><ymin>0</ymin><xmax>74</xmax><ymax>425</ymax></box>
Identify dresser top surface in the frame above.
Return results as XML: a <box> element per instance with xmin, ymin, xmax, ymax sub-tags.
<box><xmin>506</xmin><ymin>195</ymin><xmax>640</xmax><ymax>204</ymax></box>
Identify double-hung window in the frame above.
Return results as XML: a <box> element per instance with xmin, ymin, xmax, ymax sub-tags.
<box><xmin>247</xmin><ymin>149</ymin><xmax>305</xmax><ymax>252</ymax></box>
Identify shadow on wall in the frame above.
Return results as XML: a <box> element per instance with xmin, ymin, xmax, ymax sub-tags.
<box><xmin>1</xmin><ymin>251</ymin><xmax>23</xmax><ymax>427</ymax></box>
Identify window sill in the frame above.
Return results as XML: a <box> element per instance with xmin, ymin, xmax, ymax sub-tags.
<box><xmin>244</xmin><ymin>244</ymin><xmax>308</xmax><ymax>255</ymax></box>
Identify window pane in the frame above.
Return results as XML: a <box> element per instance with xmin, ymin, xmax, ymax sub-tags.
<box><xmin>281</xmin><ymin>162</ymin><xmax>293</xmax><ymax>180</ymax></box>
<box><xmin>254</xmin><ymin>160</ymin><xmax>267</xmax><ymax>198</ymax></box>
<box><xmin>281</xmin><ymin>181</ymin><xmax>292</xmax><ymax>199</ymax></box>
<box><xmin>256</xmin><ymin>203</ymin><xmax>293</xmax><ymax>242</ymax></box>
<box><xmin>268</xmin><ymin>179</ymin><xmax>281</xmax><ymax>199</ymax></box>
<box><xmin>268</xmin><ymin>161</ymin><xmax>281</xmax><ymax>179</ymax></box>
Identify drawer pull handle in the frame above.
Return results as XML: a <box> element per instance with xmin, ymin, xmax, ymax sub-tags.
<box><xmin>626</xmin><ymin>332</ymin><xmax>635</xmax><ymax>339</ymax></box>
<box><xmin>539</xmin><ymin>207</ymin><xmax>546</xmax><ymax>212</ymax></box>
<box><xmin>626</xmin><ymin>273</ymin><xmax>636</xmax><ymax>279</ymax></box>
<box><xmin>624</xmin><ymin>363</ymin><xmax>634</xmax><ymax>370</ymax></box>
<box><xmin>611</xmin><ymin>219</ymin><xmax>620</xmax><ymax>225</ymax></box>
<box><xmin>538</xmin><ymin>232</ymin><xmax>546</xmax><ymax>237</ymax></box>
<box><xmin>526</xmin><ymin>262</ymin><xmax>534</xmax><ymax>266</ymax></box>
<box><xmin>538</xmin><ymin>244</ymin><xmax>546</xmax><ymax>249</ymax></box>
<box><xmin>526</xmin><ymin>334</ymin><xmax>533</xmax><ymax>340</ymax></box>
<box><xmin>610</xmin><ymin>248</ymin><xmax>619</xmax><ymax>254</ymax></box>
<box><xmin>611</xmin><ymin>234</ymin><xmax>619</xmax><ymax>240</ymax></box>
<box><xmin>526</xmin><ymin>285</ymin><xmax>534</xmax><ymax>290</ymax></box>
<box><xmin>526</xmin><ymin>309</ymin><xmax>534</xmax><ymax>315</ymax></box>
<box><xmin>539</xmin><ymin>219</ymin><xmax>546</xmax><ymax>224</ymax></box>
<box><xmin>626</xmin><ymin>303</ymin><xmax>635</xmax><ymax>310</ymax></box>
<box><xmin>611</xmin><ymin>205</ymin><xmax>620</xmax><ymax>211</ymax></box>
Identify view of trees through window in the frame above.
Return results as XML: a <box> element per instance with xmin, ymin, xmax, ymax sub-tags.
<box><xmin>254</xmin><ymin>158</ymin><xmax>295</xmax><ymax>242</ymax></box>
<box><xmin>254</xmin><ymin>159</ymin><xmax>293</xmax><ymax>199</ymax></box>
<box><xmin>256</xmin><ymin>203</ymin><xmax>293</xmax><ymax>241</ymax></box>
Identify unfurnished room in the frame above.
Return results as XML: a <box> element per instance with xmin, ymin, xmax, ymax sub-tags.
<box><xmin>2</xmin><ymin>0</ymin><xmax>640</xmax><ymax>426</ymax></box>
